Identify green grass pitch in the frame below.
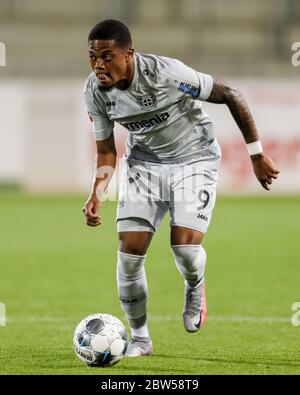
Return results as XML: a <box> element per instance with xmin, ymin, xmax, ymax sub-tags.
<box><xmin>0</xmin><ymin>194</ymin><xmax>299</xmax><ymax>374</ymax></box>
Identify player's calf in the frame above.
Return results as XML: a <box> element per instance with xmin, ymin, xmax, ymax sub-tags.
<box><xmin>171</xmin><ymin>244</ymin><xmax>207</xmax><ymax>332</ymax></box>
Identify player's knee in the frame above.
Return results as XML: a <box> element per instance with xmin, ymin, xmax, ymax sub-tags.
<box><xmin>171</xmin><ymin>244</ymin><xmax>206</xmax><ymax>274</ymax></box>
<box><xmin>171</xmin><ymin>245</ymin><xmax>198</xmax><ymax>272</ymax></box>
<box><xmin>117</xmin><ymin>251</ymin><xmax>146</xmax><ymax>278</ymax></box>
<box><xmin>118</xmin><ymin>231</ymin><xmax>152</xmax><ymax>256</ymax></box>
<box><xmin>170</xmin><ymin>227</ymin><xmax>204</xmax><ymax>245</ymax></box>
<box><xmin>119</xmin><ymin>242</ymin><xmax>147</xmax><ymax>256</ymax></box>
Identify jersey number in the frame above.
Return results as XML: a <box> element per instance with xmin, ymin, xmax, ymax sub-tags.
<box><xmin>197</xmin><ymin>190</ymin><xmax>210</xmax><ymax>210</ymax></box>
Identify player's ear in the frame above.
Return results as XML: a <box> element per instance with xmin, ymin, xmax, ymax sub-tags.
<box><xmin>125</xmin><ymin>48</ymin><xmax>134</xmax><ymax>62</ymax></box>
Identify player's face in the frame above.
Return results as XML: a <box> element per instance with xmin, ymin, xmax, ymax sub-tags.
<box><xmin>88</xmin><ymin>40</ymin><xmax>134</xmax><ymax>91</ymax></box>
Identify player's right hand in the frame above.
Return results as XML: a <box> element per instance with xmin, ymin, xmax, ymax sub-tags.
<box><xmin>82</xmin><ymin>196</ymin><xmax>101</xmax><ymax>227</ymax></box>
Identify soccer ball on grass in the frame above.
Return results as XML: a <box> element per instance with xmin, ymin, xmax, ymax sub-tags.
<box><xmin>73</xmin><ymin>313</ymin><xmax>128</xmax><ymax>367</ymax></box>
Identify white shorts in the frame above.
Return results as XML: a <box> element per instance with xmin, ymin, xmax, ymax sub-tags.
<box><xmin>116</xmin><ymin>156</ymin><xmax>220</xmax><ymax>234</ymax></box>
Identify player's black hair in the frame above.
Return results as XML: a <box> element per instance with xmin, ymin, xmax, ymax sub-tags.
<box><xmin>88</xmin><ymin>19</ymin><xmax>132</xmax><ymax>48</ymax></box>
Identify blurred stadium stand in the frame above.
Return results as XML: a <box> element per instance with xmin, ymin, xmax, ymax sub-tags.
<box><xmin>0</xmin><ymin>0</ymin><xmax>300</xmax><ymax>194</ymax></box>
<box><xmin>0</xmin><ymin>0</ymin><xmax>299</xmax><ymax>78</ymax></box>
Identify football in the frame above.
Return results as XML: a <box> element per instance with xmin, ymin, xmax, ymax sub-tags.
<box><xmin>73</xmin><ymin>313</ymin><xmax>128</xmax><ymax>367</ymax></box>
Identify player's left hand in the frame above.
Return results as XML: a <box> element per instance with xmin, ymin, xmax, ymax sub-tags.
<box><xmin>251</xmin><ymin>153</ymin><xmax>280</xmax><ymax>191</ymax></box>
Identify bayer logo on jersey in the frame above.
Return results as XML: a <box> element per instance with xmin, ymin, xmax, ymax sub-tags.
<box><xmin>137</xmin><ymin>93</ymin><xmax>157</xmax><ymax>111</ymax></box>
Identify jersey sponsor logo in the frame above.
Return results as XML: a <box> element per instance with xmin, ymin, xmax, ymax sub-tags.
<box><xmin>120</xmin><ymin>112</ymin><xmax>170</xmax><ymax>131</ymax></box>
<box><xmin>178</xmin><ymin>82</ymin><xmax>200</xmax><ymax>98</ymax></box>
<box><xmin>105</xmin><ymin>101</ymin><xmax>116</xmax><ymax>107</ymax></box>
<box><xmin>136</xmin><ymin>93</ymin><xmax>157</xmax><ymax>111</ymax></box>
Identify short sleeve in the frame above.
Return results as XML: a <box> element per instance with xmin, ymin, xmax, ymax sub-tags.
<box><xmin>162</xmin><ymin>57</ymin><xmax>214</xmax><ymax>101</ymax></box>
<box><xmin>196</xmin><ymin>72</ymin><xmax>214</xmax><ymax>100</ymax></box>
<box><xmin>84</xmin><ymin>89</ymin><xmax>114</xmax><ymax>141</ymax></box>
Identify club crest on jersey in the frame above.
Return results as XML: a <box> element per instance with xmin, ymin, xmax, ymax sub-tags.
<box><xmin>136</xmin><ymin>93</ymin><xmax>157</xmax><ymax>111</ymax></box>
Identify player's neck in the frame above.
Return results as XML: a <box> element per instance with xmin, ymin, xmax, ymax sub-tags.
<box><xmin>115</xmin><ymin>58</ymin><xmax>135</xmax><ymax>91</ymax></box>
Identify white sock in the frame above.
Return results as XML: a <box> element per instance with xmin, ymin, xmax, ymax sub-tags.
<box><xmin>171</xmin><ymin>244</ymin><xmax>207</xmax><ymax>287</ymax></box>
<box><xmin>117</xmin><ymin>251</ymin><xmax>149</xmax><ymax>337</ymax></box>
<box><xmin>131</xmin><ymin>323</ymin><xmax>149</xmax><ymax>338</ymax></box>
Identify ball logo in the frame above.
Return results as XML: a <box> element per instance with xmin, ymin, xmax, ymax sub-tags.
<box><xmin>0</xmin><ymin>42</ymin><xmax>6</xmax><ymax>67</ymax></box>
<box><xmin>137</xmin><ymin>93</ymin><xmax>157</xmax><ymax>111</ymax></box>
<box><xmin>75</xmin><ymin>345</ymin><xmax>94</xmax><ymax>361</ymax></box>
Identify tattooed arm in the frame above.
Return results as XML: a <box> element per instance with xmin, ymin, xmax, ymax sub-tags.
<box><xmin>206</xmin><ymin>80</ymin><xmax>280</xmax><ymax>190</ymax></box>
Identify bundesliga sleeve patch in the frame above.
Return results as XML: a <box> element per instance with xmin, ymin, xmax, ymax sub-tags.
<box><xmin>178</xmin><ymin>82</ymin><xmax>200</xmax><ymax>98</ymax></box>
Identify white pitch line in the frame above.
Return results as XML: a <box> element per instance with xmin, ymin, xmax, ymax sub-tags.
<box><xmin>209</xmin><ymin>315</ymin><xmax>291</xmax><ymax>323</ymax></box>
<box><xmin>149</xmin><ymin>315</ymin><xmax>291</xmax><ymax>323</ymax></box>
<box><xmin>5</xmin><ymin>315</ymin><xmax>291</xmax><ymax>324</ymax></box>
<box><xmin>6</xmin><ymin>317</ymin><xmax>69</xmax><ymax>323</ymax></box>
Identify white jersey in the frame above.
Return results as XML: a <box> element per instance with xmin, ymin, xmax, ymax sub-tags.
<box><xmin>84</xmin><ymin>53</ymin><xmax>220</xmax><ymax>163</ymax></box>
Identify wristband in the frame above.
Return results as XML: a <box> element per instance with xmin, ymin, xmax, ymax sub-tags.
<box><xmin>246</xmin><ymin>141</ymin><xmax>263</xmax><ymax>156</ymax></box>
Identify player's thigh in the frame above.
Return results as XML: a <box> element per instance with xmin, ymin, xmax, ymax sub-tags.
<box><xmin>117</xmin><ymin>158</ymin><xmax>168</xmax><ymax>235</ymax></box>
<box><xmin>170</xmin><ymin>159</ymin><xmax>219</xmax><ymax>239</ymax></box>
<box><xmin>170</xmin><ymin>226</ymin><xmax>204</xmax><ymax>245</ymax></box>
<box><xmin>118</xmin><ymin>231</ymin><xmax>154</xmax><ymax>255</ymax></box>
